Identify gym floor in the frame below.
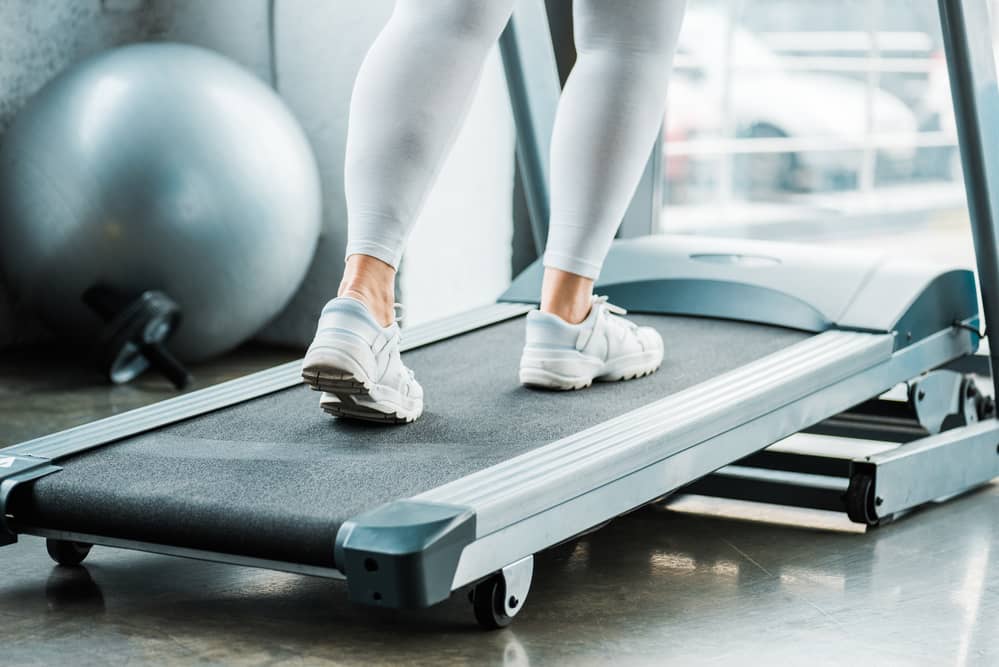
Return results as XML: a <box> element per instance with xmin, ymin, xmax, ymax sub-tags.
<box><xmin>2</xmin><ymin>220</ymin><xmax>998</xmax><ymax>666</ymax></box>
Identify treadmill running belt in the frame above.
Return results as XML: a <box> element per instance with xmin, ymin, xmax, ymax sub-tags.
<box><xmin>11</xmin><ymin>315</ymin><xmax>808</xmax><ymax>568</ymax></box>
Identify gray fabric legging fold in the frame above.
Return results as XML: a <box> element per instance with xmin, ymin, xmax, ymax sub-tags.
<box><xmin>13</xmin><ymin>315</ymin><xmax>807</xmax><ymax>568</ymax></box>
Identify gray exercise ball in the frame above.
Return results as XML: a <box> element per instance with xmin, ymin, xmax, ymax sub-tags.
<box><xmin>0</xmin><ymin>43</ymin><xmax>321</xmax><ymax>362</ymax></box>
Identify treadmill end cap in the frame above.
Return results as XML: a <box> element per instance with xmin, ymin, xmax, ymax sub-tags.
<box><xmin>334</xmin><ymin>499</ymin><xmax>476</xmax><ymax>609</ymax></box>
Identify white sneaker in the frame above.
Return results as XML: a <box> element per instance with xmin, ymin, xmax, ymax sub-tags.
<box><xmin>301</xmin><ymin>297</ymin><xmax>423</xmax><ymax>423</ymax></box>
<box><xmin>519</xmin><ymin>295</ymin><xmax>664</xmax><ymax>390</ymax></box>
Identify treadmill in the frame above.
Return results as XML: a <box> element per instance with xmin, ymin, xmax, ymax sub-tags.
<box><xmin>3</xmin><ymin>0</ymin><xmax>999</xmax><ymax>630</ymax></box>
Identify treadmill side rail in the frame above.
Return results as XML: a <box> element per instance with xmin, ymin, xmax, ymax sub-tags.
<box><xmin>334</xmin><ymin>500</ymin><xmax>476</xmax><ymax>609</ymax></box>
<box><xmin>420</xmin><ymin>330</ymin><xmax>894</xmax><ymax>537</ymax></box>
<box><xmin>436</xmin><ymin>324</ymin><xmax>974</xmax><ymax>589</ymax></box>
<box><xmin>16</xmin><ymin>526</ymin><xmax>348</xmax><ymax>580</ymax></box>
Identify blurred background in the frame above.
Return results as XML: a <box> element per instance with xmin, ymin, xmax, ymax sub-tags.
<box><xmin>0</xmin><ymin>0</ymin><xmax>995</xmax><ymax>407</ymax></box>
<box><xmin>659</xmin><ymin>0</ymin><xmax>984</xmax><ymax>268</ymax></box>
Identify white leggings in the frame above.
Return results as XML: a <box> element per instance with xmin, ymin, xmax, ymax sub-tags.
<box><xmin>344</xmin><ymin>0</ymin><xmax>686</xmax><ymax>280</ymax></box>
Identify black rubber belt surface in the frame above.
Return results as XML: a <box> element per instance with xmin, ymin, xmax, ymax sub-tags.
<box><xmin>12</xmin><ymin>315</ymin><xmax>807</xmax><ymax>567</ymax></box>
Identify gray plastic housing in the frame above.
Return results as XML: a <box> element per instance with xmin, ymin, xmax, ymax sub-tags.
<box><xmin>0</xmin><ymin>454</ymin><xmax>62</xmax><ymax>545</ymax></box>
<box><xmin>334</xmin><ymin>500</ymin><xmax>476</xmax><ymax>609</ymax></box>
<box><xmin>503</xmin><ymin>235</ymin><xmax>979</xmax><ymax>347</ymax></box>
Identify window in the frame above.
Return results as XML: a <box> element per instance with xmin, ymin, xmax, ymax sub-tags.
<box><xmin>660</xmin><ymin>0</ymin><xmax>994</xmax><ymax>271</ymax></box>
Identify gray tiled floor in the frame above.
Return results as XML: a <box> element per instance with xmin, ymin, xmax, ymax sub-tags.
<box><xmin>0</xmin><ymin>343</ymin><xmax>300</xmax><ymax>447</ymax></box>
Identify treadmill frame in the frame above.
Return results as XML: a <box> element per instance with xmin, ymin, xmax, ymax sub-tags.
<box><xmin>3</xmin><ymin>321</ymin><xmax>980</xmax><ymax>608</ymax></box>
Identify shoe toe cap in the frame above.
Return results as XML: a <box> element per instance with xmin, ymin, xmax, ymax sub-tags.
<box><xmin>405</xmin><ymin>378</ymin><xmax>425</xmax><ymax>400</ymax></box>
<box><xmin>637</xmin><ymin>326</ymin><xmax>664</xmax><ymax>352</ymax></box>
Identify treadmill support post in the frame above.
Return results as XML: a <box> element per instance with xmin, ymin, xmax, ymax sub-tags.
<box><xmin>499</xmin><ymin>0</ymin><xmax>560</xmax><ymax>255</ymax></box>
<box><xmin>939</xmin><ymin>0</ymin><xmax>999</xmax><ymax>397</ymax></box>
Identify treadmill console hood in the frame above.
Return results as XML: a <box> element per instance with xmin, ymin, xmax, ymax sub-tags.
<box><xmin>502</xmin><ymin>235</ymin><xmax>978</xmax><ymax>345</ymax></box>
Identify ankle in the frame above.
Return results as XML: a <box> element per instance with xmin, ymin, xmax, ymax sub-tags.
<box><xmin>539</xmin><ymin>268</ymin><xmax>594</xmax><ymax>325</ymax></box>
<box><xmin>543</xmin><ymin>297</ymin><xmax>592</xmax><ymax>323</ymax></box>
<box><xmin>542</xmin><ymin>299</ymin><xmax>591</xmax><ymax>325</ymax></box>
<box><xmin>337</xmin><ymin>283</ymin><xmax>395</xmax><ymax>326</ymax></box>
<box><xmin>339</xmin><ymin>254</ymin><xmax>396</xmax><ymax>326</ymax></box>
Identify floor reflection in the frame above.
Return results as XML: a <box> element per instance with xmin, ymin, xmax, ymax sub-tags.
<box><xmin>44</xmin><ymin>565</ymin><xmax>105</xmax><ymax>615</ymax></box>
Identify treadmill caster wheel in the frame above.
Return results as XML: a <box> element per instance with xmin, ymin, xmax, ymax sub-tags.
<box><xmin>845</xmin><ymin>473</ymin><xmax>879</xmax><ymax>526</ymax></box>
<box><xmin>46</xmin><ymin>539</ymin><xmax>92</xmax><ymax>566</ymax></box>
<box><xmin>469</xmin><ymin>554</ymin><xmax>534</xmax><ymax>630</ymax></box>
<box><xmin>471</xmin><ymin>575</ymin><xmax>513</xmax><ymax>630</ymax></box>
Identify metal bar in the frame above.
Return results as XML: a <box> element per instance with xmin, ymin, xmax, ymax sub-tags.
<box><xmin>499</xmin><ymin>0</ymin><xmax>560</xmax><ymax>254</ymax></box>
<box><xmin>682</xmin><ymin>466</ymin><xmax>849</xmax><ymax>513</ymax></box>
<box><xmin>705</xmin><ymin>465</ymin><xmax>848</xmax><ymax>493</ymax></box>
<box><xmin>16</xmin><ymin>527</ymin><xmax>346</xmax><ymax>580</ymax></box>
<box><xmin>667</xmin><ymin>131</ymin><xmax>959</xmax><ymax>157</ymax></box>
<box><xmin>724</xmin><ymin>449</ymin><xmax>853</xmax><ymax>478</ymax></box>
<box><xmin>939</xmin><ymin>0</ymin><xmax>999</xmax><ymax>397</ymax></box>
<box><xmin>804</xmin><ymin>395</ymin><xmax>926</xmax><ymax>443</ymax></box>
<box><xmin>857</xmin><ymin>418</ymin><xmax>999</xmax><ymax>518</ymax></box>
<box><xmin>759</xmin><ymin>30</ymin><xmax>933</xmax><ymax>54</ymax></box>
<box><xmin>676</xmin><ymin>56</ymin><xmax>937</xmax><ymax>74</ymax></box>
<box><xmin>858</xmin><ymin>0</ymin><xmax>883</xmax><ymax>195</ymax></box>
<box><xmin>717</xmin><ymin>0</ymin><xmax>739</xmax><ymax>204</ymax></box>
<box><xmin>806</xmin><ymin>417</ymin><xmax>925</xmax><ymax>444</ymax></box>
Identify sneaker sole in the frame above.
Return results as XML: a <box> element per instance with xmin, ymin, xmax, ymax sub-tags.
<box><xmin>319</xmin><ymin>392</ymin><xmax>420</xmax><ymax>424</ymax></box>
<box><xmin>596</xmin><ymin>348</ymin><xmax>665</xmax><ymax>382</ymax></box>
<box><xmin>302</xmin><ymin>347</ymin><xmax>422</xmax><ymax>424</ymax></box>
<box><xmin>519</xmin><ymin>367</ymin><xmax>597</xmax><ymax>391</ymax></box>
<box><xmin>520</xmin><ymin>349</ymin><xmax>663</xmax><ymax>391</ymax></box>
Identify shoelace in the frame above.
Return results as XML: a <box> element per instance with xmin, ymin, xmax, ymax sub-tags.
<box><xmin>391</xmin><ymin>303</ymin><xmax>417</xmax><ymax>382</ymax></box>
<box><xmin>593</xmin><ymin>295</ymin><xmax>638</xmax><ymax>340</ymax></box>
<box><xmin>593</xmin><ymin>294</ymin><xmax>627</xmax><ymax>317</ymax></box>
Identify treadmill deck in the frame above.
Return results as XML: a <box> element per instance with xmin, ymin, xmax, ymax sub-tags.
<box><xmin>10</xmin><ymin>315</ymin><xmax>807</xmax><ymax>567</ymax></box>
